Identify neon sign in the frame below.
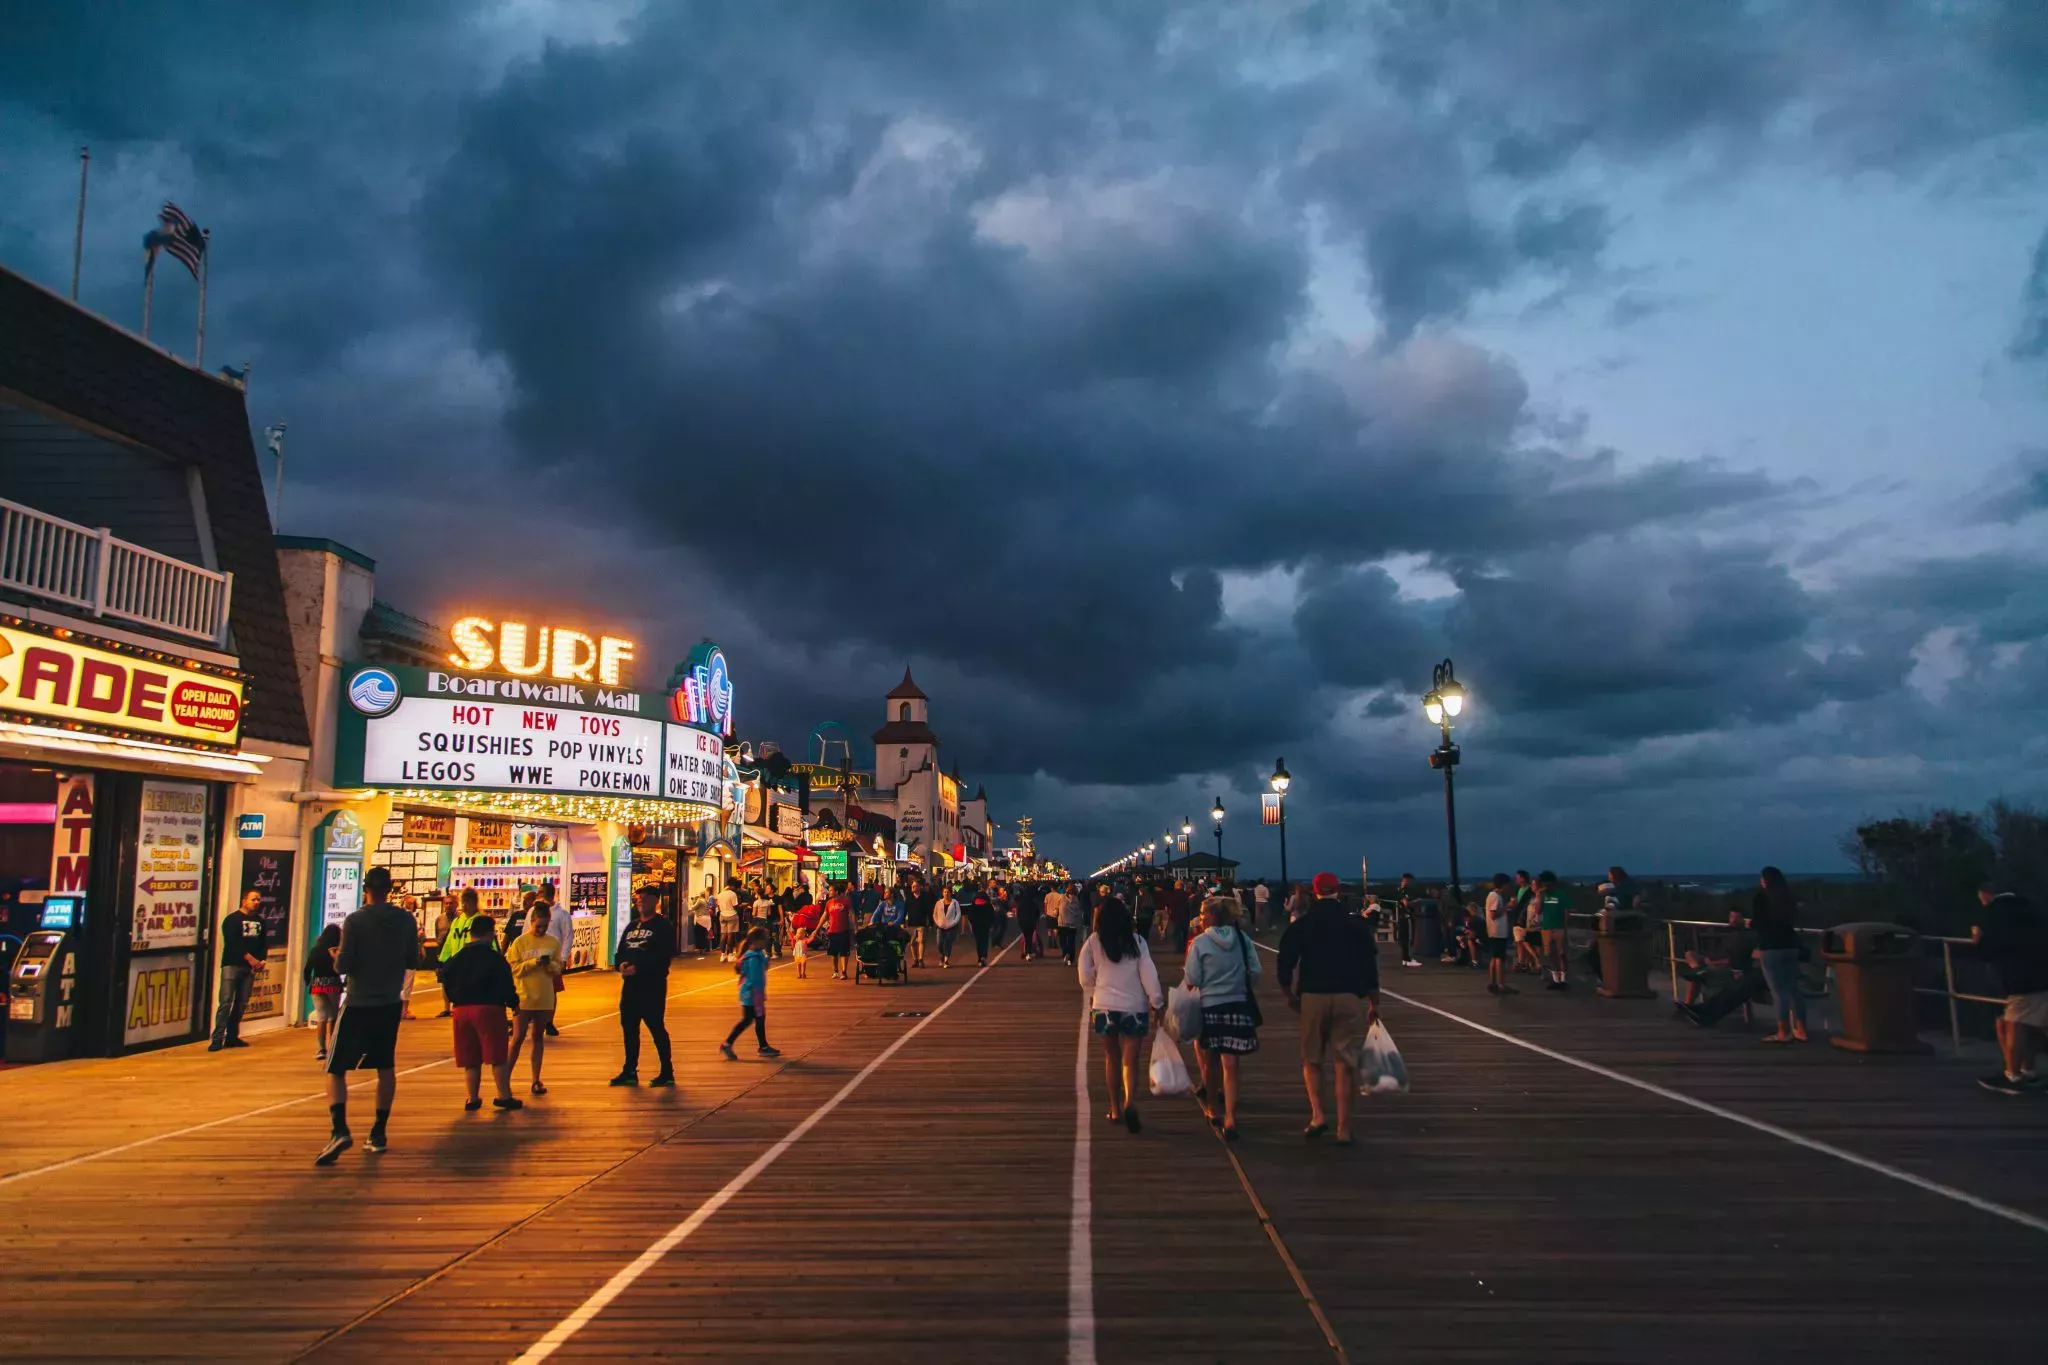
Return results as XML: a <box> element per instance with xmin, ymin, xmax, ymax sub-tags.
<box><xmin>666</xmin><ymin>641</ymin><xmax>735</xmax><ymax>737</ymax></box>
<box><xmin>449</xmin><ymin>617</ymin><xmax>636</xmax><ymax>688</ymax></box>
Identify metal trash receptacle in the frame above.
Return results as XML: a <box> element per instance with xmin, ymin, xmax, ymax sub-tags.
<box><xmin>1596</xmin><ymin>909</ymin><xmax>1655</xmax><ymax>999</ymax></box>
<box><xmin>1823</xmin><ymin>922</ymin><xmax>1929</xmax><ymax>1054</ymax></box>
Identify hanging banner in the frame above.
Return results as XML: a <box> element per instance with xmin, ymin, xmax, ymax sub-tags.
<box><xmin>1261</xmin><ymin>793</ymin><xmax>1282</xmax><ymax>826</ymax></box>
<box><xmin>133</xmin><ymin>781</ymin><xmax>208</xmax><ymax>950</ymax></box>
<box><xmin>0</xmin><ymin>618</ymin><xmax>245</xmax><ymax>751</ymax></box>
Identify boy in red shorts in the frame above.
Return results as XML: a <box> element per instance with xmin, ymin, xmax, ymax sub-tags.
<box><xmin>439</xmin><ymin>914</ymin><xmax>524</xmax><ymax>1112</ymax></box>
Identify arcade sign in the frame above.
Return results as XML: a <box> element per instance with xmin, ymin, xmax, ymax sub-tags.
<box><xmin>0</xmin><ymin>619</ymin><xmax>244</xmax><ymax>751</ymax></box>
<box><xmin>449</xmin><ymin>616</ymin><xmax>636</xmax><ymax>688</ymax></box>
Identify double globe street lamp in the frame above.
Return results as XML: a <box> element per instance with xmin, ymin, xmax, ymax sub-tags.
<box><xmin>1422</xmin><ymin>658</ymin><xmax>1467</xmax><ymax>917</ymax></box>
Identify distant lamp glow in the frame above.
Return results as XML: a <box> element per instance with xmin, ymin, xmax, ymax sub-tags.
<box><xmin>1210</xmin><ymin>798</ymin><xmax>1225</xmax><ymax>824</ymax></box>
<box><xmin>1269</xmin><ymin>757</ymin><xmax>1291</xmax><ymax>795</ymax></box>
<box><xmin>1423</xmin><ymin>692</ymin><xmax>1445</xmax><ymax>725</ymax></box>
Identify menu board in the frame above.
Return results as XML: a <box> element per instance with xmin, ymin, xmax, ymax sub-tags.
<box><xmin>569</xmin><ymin>871</ymin><xmax>609</xmax><ymax>915</ymax></box>
<box><xmin>322</xmin><ymin>859</ymin><xmax>361</xmax><ymax>930</ymax></box>
<box><xmin>403</xmin><ymin>812</ymin><xmax>455</xmax><ymax>845</ymax></box>
<box><xmin>237</xmin><ymin>849</ymin><xmax>296</xmax><ymax>1025</ymax></box>
<box><xmin>133</xmin><ymin>781</ymin><xmax>207</xmax><ymax>950</ymax></box>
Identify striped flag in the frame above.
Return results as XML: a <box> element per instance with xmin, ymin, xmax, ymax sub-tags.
<box><xmin>1261</xmin><ymin>793</ymin><xmax>1282</xmax><ymax>825</ymax></box>
<box><xmin>144</xmin><ymin>201</ymin><xmax>206</xmax><ymax>279</ymax></box>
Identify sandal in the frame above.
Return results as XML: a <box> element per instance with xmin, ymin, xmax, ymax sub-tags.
<box><xmin>1760</xmin><ymin>1034</ymin><xmax>1794</xmax><ymax>1045</ymax></box>
<box><xmin>1303</xmin><ymin>1123</ymin><xmax>1328</xmax><ymax>1140</ymax></box>
<box><xmin>531</xmin><ymin>1081</ymin><xmax>547</xmax><ymax>1096</ymax></box>
<box><xmin>1334</xmin><ymin>1134</ymin><xmax>1355</xmax><ymax>1148</ymax></box>
<box><xmin>1222</xmin><ymin>1126</ymin><xmax>1240</xmax><ymax>1143</ymax></box>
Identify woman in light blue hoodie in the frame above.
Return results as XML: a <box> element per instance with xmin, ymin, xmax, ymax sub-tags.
<box><xmin>1182</xmin><ymin>894</ymin><xmax>1261</xmax><ymax>1140</ymax></box>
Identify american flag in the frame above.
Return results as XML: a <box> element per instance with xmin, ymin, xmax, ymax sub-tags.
<box><xmin>1261</xmin><ymin>793</ymin><xmax>1282</xmax><ymax>825</ymax></box>
<box><xmin>146</xmin><ymin>202</ymin><xmax>206</xmax><ymax>279</ymax></box>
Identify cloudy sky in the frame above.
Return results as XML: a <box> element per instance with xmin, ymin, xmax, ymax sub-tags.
<box><xmin>5</xmin><ymin>1</ymin><xmax>2046</xmax><ymax>878</ymax></box>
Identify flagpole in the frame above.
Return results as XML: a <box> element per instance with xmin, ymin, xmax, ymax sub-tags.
<box><xmin>141</xmin><ymin>246</ymin><xmax>155</xmax><ymax>340</ymax></box>
<box><xmin>195</xmin><ymin>229</ymin><xmax>209</xmax><ymax>365</ymax></box>
<box><xmin>71</xmin><ymin>147</ymin><xmax>90</xmax><ymax>301</ymax></box>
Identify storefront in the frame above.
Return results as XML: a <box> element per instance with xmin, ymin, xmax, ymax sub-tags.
<box><xmin>0</xmin><ymin>613</ymin><xmax>267</xmax><ymax>1060</ymax></box>
<box><xmin>312</xmin><ymin>631</ymin><xmax>735</xmax><ymax>986</ymax></box>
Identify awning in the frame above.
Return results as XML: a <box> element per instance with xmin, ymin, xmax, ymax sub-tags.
<box><xmin>0</xmin><ymin>719</ymin><xmax>271</xmax><ymax>781</ymax></box>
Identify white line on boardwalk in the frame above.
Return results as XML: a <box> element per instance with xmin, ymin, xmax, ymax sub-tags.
<box><xmin>0</xmin><ymin>964</ymin><xmax>786</xmax><ymax>1190</ymax></box>
<box><xmin>1068</xmin><ymin>1009</ymin><xmax>1097</xmax><ymax>1365</ymax></box>
<box><xmin>511</xmin><ymin>941</ymin><xmax>1018</xmax><ymax>1364</ymax></box>
<box><xmin>1251</xmin><ymin>940</ymin><xmax>2048</xmax><ymax>1239</ymax></box>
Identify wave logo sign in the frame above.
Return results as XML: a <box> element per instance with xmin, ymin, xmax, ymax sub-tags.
<box><xmin>347</xmin><ymin>667</ymin><xmax>401</xmax><ymax>717</ymax></box>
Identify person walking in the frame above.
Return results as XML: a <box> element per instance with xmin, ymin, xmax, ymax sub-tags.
<box><xmin>209</xmin><ymin>889</ymin><xmax>269</xmax><ymax>1051</ymax></box>
<box><xmin>904</xmin><ymin>877</ymin><xmax>934</xmax><ymax>968</ymax></box>
<box><xmin>1078</xmin><ymin>894</ymin><xmax>1163</xmax><ymax>1134</ymax></box>
<box><xmin>1394</xmin><ymin>873</ymin><xmax>1422</xmax><ymax>968</ymax></box>
<box><xmin>611</xmin><ymin>885</ymin><xmax>678</xmax><ymax>1087</ymax></box>
<box><xmin>716</xmin><ymin>880</ymin><xmax>742</xmax><ymax>959</ymax></box>
<box><xmin>1042</xmin><ymin>883</ymin><xmax>1072</xmax><ymax>960</ymax></box>
<box><xmin>1532</xmin><ymin>871</ymin><xmax>1569</xmax><ymax>990</ymax></box>
<box><xmin>965</xmin><ymin>884</ymin><xmax>996</xmax><ymax>967</ymax></box>
<box><xmin>1752</xmin><ymin>866</ymin><xmax>1810</xmax><ymax>1044</ymax></box>
<box><xmin>822</xmin><ymin>883</ymin><xmax>854</xmax><ymax>980</ymax></box>
<box><xmin>1972</xmin><ymin>882</ymin><xmax>2048</xmax><ymax>1094</ymax></box>
<box><xmin>1252</xmin><ymin>879</ymin><xmax>1272</xmax><ymax>932</ymax></box>
<box><xmin>539</xmin><ymin>884</ymin><xmax>575</xmax><ymax>1036</ymax></box>
<box><xmin>990</xmin><ymin>884</ymin><xmax>1011</xmax><ymax>949</ymax></box>
<box><xmin>304</xmin><ymin>923</ymin><xmax>343</xmax><ymax>1062</ymax></box>
<box><xmin>440</xmin><ymin>914</ymin><xmax>524</xmax><ymax>1112</ymax></box>
<box><xmin>435</xmin><ymin>889</ymin><xmax>480</xmax><ymax>1017</ymax></box>
<box><xmin>933</xmin><ymin>885</ymin><xmax>964</xmax><ymax>967</ymax></box>
<box><xmin>1483</xmin><ymin>873</ymin><xmax>1518</xmax><ymax>996</ymax></box>
<box><xmin>1183</xmin><ymin>894</ymin><xmax>1261</xmax><ymax>1141</ymax></box>
<box><xmin>1277</xmin><ymin>872</ymin><xmax>1379</xmax><ymax>1145</ymax></box>
<box><xmin>1062</xmin><ymin>882</ymin><xmax>1089</xmax><ymax>963</ymax></box>
<box><xmin>507</xmin><ymin>903</ymin><xmax>563</xmax><ymax>1095</ymax></box>
<box><xmin>719</xmin><ymin>927</ymin><xmax>781</xmax><ymax>1060</ymax></box>
<box><xmin>1016</xmin><ymin>882</ymin><xmax>1044</xmax><ymax>961</ymax></box>
<box><xmin>1512</xmin><ymin>870</ymin><xmax>1541</xmax><ymax>974</ymax></box>
<box><xmin>316</xmin><ymin>866</ymin><xmax>419</xmax><ymax>1166</ymax></box>
<box><xmin>1164</xmin><ymin>879</ymin><xmax>1194</xmax><ymax>953</ymax></box>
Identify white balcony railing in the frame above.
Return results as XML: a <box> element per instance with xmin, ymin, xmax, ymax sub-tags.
<box><xmin>0</xmin><ymin>497</ymin><xmax>233</xmax><ymax>645</ymax></box>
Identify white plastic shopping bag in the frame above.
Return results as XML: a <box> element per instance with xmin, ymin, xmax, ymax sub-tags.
<box><xmin>1165</xmin><ymin>981</ymin><xmax>1203</xmax><ymax>1043</ymax></box>
<box><xmin>1148</xmin><ymin>1032</ymin><xmax>1192</xmax><ymax>1097</ymax></box>
<box><xmin>1357</xmin><ymin>1020</ymin><xmax>1409</xmax><ymax>1094</ymax></box>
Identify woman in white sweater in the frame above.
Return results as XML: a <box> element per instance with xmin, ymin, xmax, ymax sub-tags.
<box><xmin>1077</xmin><ymin>894</ymin><xmax>1163</xmax><ymax>1133</ymax></box>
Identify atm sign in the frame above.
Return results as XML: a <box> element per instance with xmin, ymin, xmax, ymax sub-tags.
<box><xmin>0</xmin><ymin>623</ymin><xmax>244</xmax><ymax>749</ymax></box>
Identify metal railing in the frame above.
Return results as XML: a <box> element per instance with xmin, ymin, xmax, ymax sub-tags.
<box><xmin>0</xmin><ymin>496</ymin><xmax>232</xmax><ymax>644</ymax></box>
<box><xmin>1647</xmin><ymin>916</ymin><xmax>2000</xmax><ymax>1055</ymax></box>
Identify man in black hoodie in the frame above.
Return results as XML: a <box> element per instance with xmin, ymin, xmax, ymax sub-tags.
<box><xmin>1278</xmin><ymin>872</ymin><xmax>1380</xmax><ymax>1146</ymax></box>
<box><xmin>612</xmin><ymin>885</ymin><xmax>677</xmax><ymax>1087</ymax></box>
<box><xmin>442</xmin><ymin>915</ymin><xmax>524</xmax><ymax>1113</ymax></box>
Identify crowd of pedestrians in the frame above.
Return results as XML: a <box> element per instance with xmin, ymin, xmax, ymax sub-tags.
<box><xmin>289</xmin><ymin>848</ymin><xmax>2043</xmax><ymax>1168</ymax></box>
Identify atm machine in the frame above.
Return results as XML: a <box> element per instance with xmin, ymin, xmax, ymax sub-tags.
<box><xmin>5</xmin><ymin>896</ymin><xmax>81</xmax><ymax>1063</ymax></box>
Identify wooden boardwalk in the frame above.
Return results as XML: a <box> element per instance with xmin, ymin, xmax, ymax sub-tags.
<box><xmin>1</xmin><ymin>935</ymin><xmax>2043</xmax><ymax>1362</ymax></box>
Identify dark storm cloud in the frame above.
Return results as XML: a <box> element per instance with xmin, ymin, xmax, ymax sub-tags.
<box><xmin>5</xmin><ymin>0</ymin><xmax>2046</xmax><ymax>876</ymax></box>
<box><xmin>2013</xmin><ymin>227</ymin><xmax>2048</xmax><ymax>362</ymax></box>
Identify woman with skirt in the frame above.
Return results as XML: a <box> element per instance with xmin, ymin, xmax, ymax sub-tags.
<box><xmin>1183</xmin><ymin>894</ymin><xmax>1261</xmax><ymax>1140</ymax></box>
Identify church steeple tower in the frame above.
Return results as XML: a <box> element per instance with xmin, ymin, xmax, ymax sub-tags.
<box><xmin>873</xmin><ymin>666</ymin><xmax>938</xmax><ymax>790</ymax></box>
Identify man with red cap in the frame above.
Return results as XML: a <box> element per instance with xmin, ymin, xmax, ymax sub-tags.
<box><xmin>1276</xmin><ymin>871</ymin><xmax>1380</xmax><ymax>1146</ymax></box>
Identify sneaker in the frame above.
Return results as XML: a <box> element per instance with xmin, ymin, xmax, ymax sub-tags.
<box><xmin>1402</xmin><ymin>959</ymin><xmax>1421</xmax><ymax>968</ymax></box>
<box><xmin>492</xmin><ymin>1097</ymin><xmax>525</xmax><ymax>1111</ymax></box>
<box><xmin>315</xmin><ymin>1048</ymin><xmax>328</xmax><ymax>1061</ymax></box>
<box><xmin>757</xmin><ymin>1045</ymin><xmax>782</xmax><ymax>1058</ymax></box>
<box><xmin>314</xmin><ymin>1133</ymin><xmax>353</xmax><ymax>1167</ymax></box>
<box><xmin>608</xmin><ymin>1072</ymin><xmax>639</xmax><ymax>1087</ymax></box>
<box><xmin>1486</xmin><ymin>983</ymin><xmax>1500</xmax><ymax>994</ymax></box>
<box><xmin>226</xmin><ymin>1038</ymin><xmax>251</xmax><ymax>1049</ymax></box>
<box><xmin>719</xmin><ymin>1042</ymin><xmax>738</xmax><ymax>1060</ymax></box>
<box><xmin>365</xmin><ymin>1132</ymin><xmax>387</xmax><ymax>1154</ymax></box>
<box><xmin>647</xmin><ymin>1072</ymin><xmax>676</xmax><ymax>1088</ymax></box>
<box><xmin>1980</xmin><ymin>1073</ymin><xmax>2027</xmax><ymax>1096</ymax></box>
<box><xmin>207</xmin><ymin>1040</ymin><xmax>224</xmax><ymax>1052</ymax></box>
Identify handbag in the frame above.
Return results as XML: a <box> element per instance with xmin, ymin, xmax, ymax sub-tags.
<box><xmin>1235</xmin><ymin>931</ymin><xmax>1264</xmax><ymax>1026</ymax></box>
<box><xmin>1165</xmin><ymin>981</ymin><xmax>1203</xmax><ymax>1042</ymax></box>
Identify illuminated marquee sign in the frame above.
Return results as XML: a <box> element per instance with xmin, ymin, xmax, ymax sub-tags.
<box><xmin>449</xmin><ymin>616</ymin><xmax>636</xmax><ymax>688</ymax></box>
<box><xmin>666</xmin><ymin>641</ymin><xmax>734</xmax><ymax>738</ymax></box>
<box><xmin>0</xmin><ymin>619</ymin><xmax>244</xmax><ymax>750</ymax></box>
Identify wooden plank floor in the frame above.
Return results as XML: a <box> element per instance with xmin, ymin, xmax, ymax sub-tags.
<box><xmin>1</xmin><ymin>933</ymin><xmax>2043</xmax><ymax>1362</ymax></box>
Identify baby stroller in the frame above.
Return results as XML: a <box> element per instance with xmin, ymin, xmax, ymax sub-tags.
<box><xmin>853</xmin><ymin>925</ymin><xmax>910</xmax><ymax>985</ymax></box>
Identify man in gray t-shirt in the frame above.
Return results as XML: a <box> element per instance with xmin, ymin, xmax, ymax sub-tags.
<box><xmin>318</xmin><ymin>866</ymin><xmax>420</xmax><ymax>1166</ymax></box>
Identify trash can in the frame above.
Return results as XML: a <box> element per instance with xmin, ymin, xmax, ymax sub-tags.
<box><xmin>1414</xmin><ymin>900</ymin><xmax>1444</xmax><ymax>960</ymax></box>
<box><xmin>1596</xmin><ymin>909</ymin><xmax>1655</xmax><ymax>998</ymax></box>
<box><xmin>1823</xmin><ymin>922</ymin><xmax>1930</xmax><ymax>1054</ymax></box>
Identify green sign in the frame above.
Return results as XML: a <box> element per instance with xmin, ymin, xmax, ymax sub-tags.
<box><xmin>818</xmin><ymin>849</ymin><xmax>849</xmax><ymax>879</ymax></box>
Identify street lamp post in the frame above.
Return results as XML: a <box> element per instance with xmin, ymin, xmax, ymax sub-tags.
<box><xmin>1422</xmin><ymin>658</ymin><xmax>1466</xmax><ymax>919</ymax></box>
<box><xmin>1269</xmin><ymin>757</ymin><xmax>1291</xmax><ymax>904</ymax></box>
<box><xmin>1180</xmin><ymin>819</ymin><xmax>1192</xmax><ymax>882</ymax></box>
<box><xmin>1210</xmin><ymin>797</ymin><xmax>1225</xmax><ymax>886</ymax></box>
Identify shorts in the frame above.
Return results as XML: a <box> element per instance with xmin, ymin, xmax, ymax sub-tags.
<box><xmin>326</xmin><ymin>1002</ymin><xmax>403</xmax><ymax>1074</ymax></box>
<box><xmin>310</xmin><ymin>990</ymin><xmax>340</xmax><ymax>1022</ymax></box>
<box><xmin>827</xmin><ymin>930</ymin><xmax>852</xmax><ymax>957</ymax></box>
<box><xmin>1541</xmin><ymin>929</ymin><xmax>1567</xmax><ymax>955</ymax></box>
<box><xmin>1298</xmin><ymin>993</ymin><xmax>1367</xmax><ymax>1067</ymax></box>
<box><xmin>452</xmin><ymin>1004</ymin><xmax>510</xmax><ymax>1068</ymax></box>
<box><xmin>1486</xmin><ymin>936</ymin><xmax>1512</xmax><ymax>963</ymax></box>
<box><xmin>1091</xmin><ymin>1009</ymin><xmax>1149</xmax><ymax>1038</ymax></box>
<box><xmin>2005</xmin><ymin>992</ymin><xmax>2048</xmax><ymax>1030</ymax></box>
